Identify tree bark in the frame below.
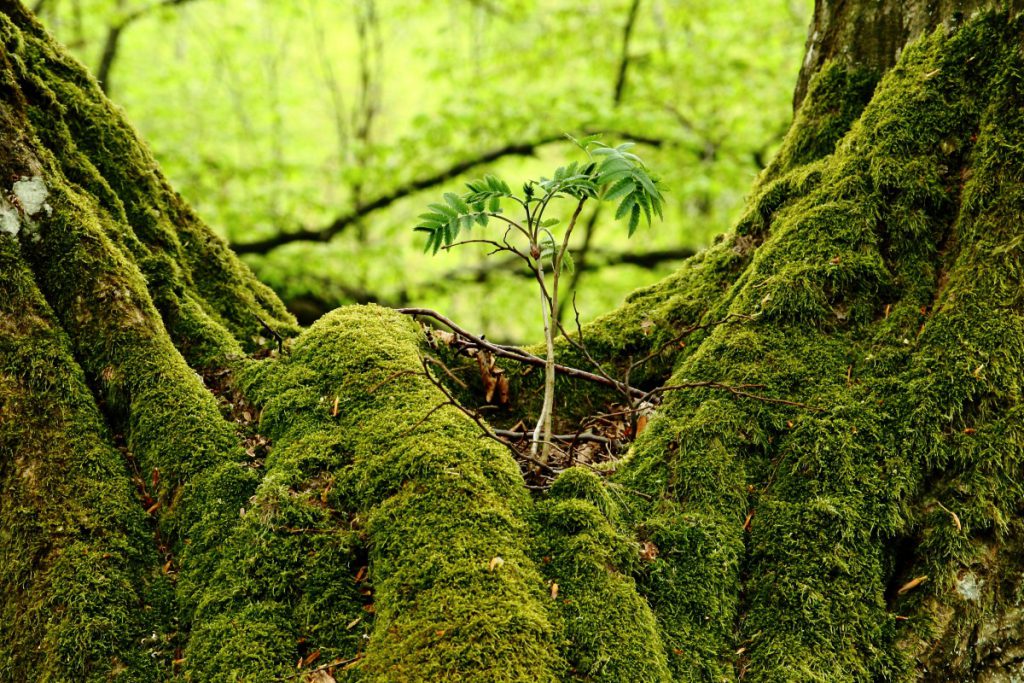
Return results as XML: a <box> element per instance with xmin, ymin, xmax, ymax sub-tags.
<box><xmin>3</xmin><ymin>1</ymin><xmax>1024</xmax><ymax>682</ymax></box>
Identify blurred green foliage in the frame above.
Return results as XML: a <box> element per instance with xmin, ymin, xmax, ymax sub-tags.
<box><xmin>39</xmin><ymin>0</ymin><xmax>810</xmax><ymax>342</ymax></box>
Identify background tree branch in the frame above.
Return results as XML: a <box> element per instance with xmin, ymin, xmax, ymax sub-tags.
<box><xmin>232</xmin><ymin>130</ymin><xmax>666</xmax><ymax>254</ymax></box>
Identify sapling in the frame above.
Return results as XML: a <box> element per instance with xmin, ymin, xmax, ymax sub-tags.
<box><xmin>414</xmin><ymin>136</ymin><xmax>664</xmax><ymax>463</ymax></box>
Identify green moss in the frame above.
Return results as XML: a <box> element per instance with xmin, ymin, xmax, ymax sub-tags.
<box><xmin>611</xmin><ymin>13</ymin><xmax>1024</xmax><ymax>681</ymax></box>
<box><xmin>0</xmin><ymin>240</ymin><xmax>173</xmax><ymax>681</ymax></box>
<box><xmin>241</xmin><ymin>306</ymin><xmax>563</xmax><ymax>681</ymax></box>
<box><xmin>532</xmin><ymin>469</ymin><xmax>671</xmax><ymax>681</ymax></box>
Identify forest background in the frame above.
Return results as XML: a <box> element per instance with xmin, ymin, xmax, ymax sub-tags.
<box><xmin>35</xmin><ymin>0</ymin><xmax>809</xmax><ymax>341</ymax></box>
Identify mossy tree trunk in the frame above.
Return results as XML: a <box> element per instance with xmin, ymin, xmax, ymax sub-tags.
<box><xmin>2</xmin><ymin>1</ymin><xmax>1024</xmax><ymax>681</ymax></box>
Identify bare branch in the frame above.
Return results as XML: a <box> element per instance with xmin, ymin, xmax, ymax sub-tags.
<box><xmin>97</xmin><ymin>0</ymin><xmax>203</xmax><ymax>93</ymax></box>
<box><xmin>397</xmin><ymin>307</ymin><xmax>647</xmax><ymax>399</ymax></box>
<box><xmin>232</xmin><ymin>131</ymin><xmax>665</xmax><ymax>254</ymax></box>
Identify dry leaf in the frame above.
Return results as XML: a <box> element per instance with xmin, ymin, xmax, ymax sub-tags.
<box><xmin>948</xmin><ymin>510</ymin><xmax>962</xmax><ymax>531</ymax></box>
<box><xmin>496</xmin><ymin>374</ymin><xmax>510</xmax><ymax>405</ymax></box>
<box><xmin>550</xmin><ymin>582</ymin><xmax>559</xmax><ymax>600</ymax></box>
<box><xmin>636</xmin><ymin>414</ymin><xmax>649</xmax><ymax>436</ymax></box>
<box><xmin>346</xmin><ymin>617</ymin><xmax>361</xmax><ymax>630</ymax></box>
<box><xmin>640</xmin><ymin>540</ymin><xmax>659</xmax><ymax>562</ymax></box>
<box><xmin>488</xmin><ymin>556</ymin><xmax>505</xmax><ymax>571</ymax></box>
<box><xmin>640</xmin><ymin>319</ymin><xmax>655</xmax><ymax>336</ymax></box>
<box><xmin>331</xmin><ymin>396</ymin><xmax>339</xmax><ymax>417</ymax></box>
<box><xmin>146</xmin><ymin>501</ymin><xmax>161</xmax><ymax>515</ymax></box>
<box><xmin>897</xmin><ymin>575</ymin><xmax>928</xmax><ymax>595</ymax></box>
<box><xmin>353</xmin><ymin>566</ymin><xmax>367</xmax><ymax>583</ymax></box>
<box><xmin>742</xmin><ymin>510</ymin><xmax>755</xmax><ymax>532</ymax></box>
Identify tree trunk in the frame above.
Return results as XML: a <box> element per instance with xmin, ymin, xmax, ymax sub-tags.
<box><xmin>2</xmin><ymin>1</ymin><xmax>1024</xmax><ymax>681</ymax></box>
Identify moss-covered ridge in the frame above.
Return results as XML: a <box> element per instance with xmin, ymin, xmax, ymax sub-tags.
<box><xmin>0</xmin><ymin>3</ymin><xmax>305</xmax><ymax>680</ymax></box>
<box><xmin>0</xmin><ymin>238</ymin><xmax>172</xmax><ymax>681</ymax></box>
<box><xmin>241</xmin><ymin>306</ymin><xmax>563</xmax><ymax>680</ymax></box>
<box><xmin>615</xmin><ymin>13</ymin><xmax>1024</xmax><ymax>681</ymax></box>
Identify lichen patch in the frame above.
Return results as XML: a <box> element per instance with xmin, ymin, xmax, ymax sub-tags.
<box><xmin>12</xmin><ymin>175</ymin><xmax>49</xmax><ymax>216</ymax></box>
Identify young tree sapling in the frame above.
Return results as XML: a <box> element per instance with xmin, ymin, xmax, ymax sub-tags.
<box><xmin>414</xmin><ymin>137</ymin><xmax>664</xmax><ymax>463</ymax></box>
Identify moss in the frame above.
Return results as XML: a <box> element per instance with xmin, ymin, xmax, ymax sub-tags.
<box><xmin>533</xmin><ymin>469</ymin><xmax>671</xmax><ymax>681</ymax></box>
<box><xmin>241</xmin><ymin>305</ymin><xmax>563</xmax><ymax>681</ymax></box>
<box><xmin>0</xmin><ymin>240</ymin><xmax>173</xmax><ymax>681</ymax></box>
<box><xmin>0</xmin><ymin>8</ymin><xmax>317</xmax><ymax>680</ymax></box>
<box><xmin>608</xmin><ymin>13</ymin><xmax>1024</xmax><ymax>681</ymax></box>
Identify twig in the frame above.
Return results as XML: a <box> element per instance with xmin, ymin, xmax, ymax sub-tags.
<box><xmin>494</xmin><ymin>429</ymin><xmax>614</xmax><ymax>445</ymax></box>
<box><xmin>256</xmin><ymin>316</ymin><xmax>284</xmax><ymax>353</ymax></box>
<box><xmin>274</xmin><ymin>654</ymin><xmax>361</xmax><ymax>680</ymax></box>
<box><xmin>398</xmin><ymin>307</ymin><xmax>646</xmax><ymax>399</ymax></box>
<box><xmin>423</xmin><ymin>356</ymin><xmax>468</xmax><ymax>389</ymax></box>
<box><xmin>416</xmin><ymin>355</ymin><xmax>563</xmax><ymax>474</ymax></box>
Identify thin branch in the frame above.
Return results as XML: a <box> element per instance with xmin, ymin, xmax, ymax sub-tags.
<box><xmin>96</xmin><ymin>0</ymin><xmax>202</xmax><ymax>92</ymax></box>
<box><xmin>274</xmin><ymin>655</ymin><xmax>361</xmax><ymax>681</ymax></box>
<box><xmin>613</xmin><ymin>0</ymin><xmax>642</xmax><ymax>105</ymax></box>
<box><xmin>398</xmin><ymin>307</ymin><xmax>647</xmax><ymax>399</ymax></box>
<box><xmin>494</xmin><ymin>429</ymin><xmax>614</xmax><ymax>445</ymax></box>
<box><xmin>415</xmin><ymin>355</ymin><xmax>560</xmax><ymax>474</ymax></box>
<box><xmin>232</xmin><ymin>131</ymin><xmax>665</xmax><ymax>254</ymax></box>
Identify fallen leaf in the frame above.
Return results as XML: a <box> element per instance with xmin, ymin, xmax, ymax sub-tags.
<box><xmin>435</xmin><ymin>630</ymin><xmax>446</xmax><ymax>637</ymax></box>
<box><xmin>897</xmin><ymin>575</ymin><xmax>928</xmax><ymax>595</ymax></box>
<box><xmin>735</xmin><ymin>647</ymin><xmax>747</xmax><ymax>655</ymax></box>
<box><xmin>963</xmin><ymin>428</ymin><xmax>976</xmax><ymax>435</ymax></box>
<box><xmin>488</xmin><ymin>556</ymin><xmax>505</xmax><ymax>571</ymax></box>
<box><xmin>948</xmin><ymin>509</ymin><xmax>962</xmax><ymax>531</ymax></box>
<box><xmin>742</xmin><ymin>510</ymin><xmax>755</xmax><ymax>532</ymax></box>
<box><xmin>346</xmin><ymin>617</ymin><xmax>361</xmax><ymax>631</ymax></box>
<box><xmin>640</xmin><ymin>319</ymin><xmax>655</xmax><ymax>336</ymax></box>
<box><xmin>550</xmin><ymin>582</ymin><xmax>559</xmax><ymax>600</ymax></box>
<box><xmin>331</xmin><ymin>396</ymin><xmax>339</xmax><ymax>417</ymax></box>
<box><xmin>640</xmin><ymin>540</ymin><xmax>659</xmax><ymax>562</ymax></box>
<box><xmin>496</xmin><ymin>374</ymin><xmax>510</xmax><ymax>405</ymax></box>
<box><xmin>636</xmin><ymin>414</ymin><xmax>649</xmax><ymax>436</ymax></box>
<box><xmin>353</xmin><ymin>566</ymin><xmax>367</xmax><ymax>583</ymax></box>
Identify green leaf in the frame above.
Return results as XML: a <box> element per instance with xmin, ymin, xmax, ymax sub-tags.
<box><xmin>445</xmin><ymin>192</ymin><xmax>469</xmax><ymax>213</ymax></box>
<box><xmin>488</xmin><ymin>195</ymin><xmax>500</xmax><ymax>212</ymax></box>
<box><xmin>540</xmin><ymin>218</ymin><xmax>560</xmax><ymax>227</ymax></box>
<box><xmin>628</xmin><ymin>203</ymin><xmax>641</xmax><ymax>236</ymax></box>
<box><xmin>604</xmin><ymin>177</ymin><xmax>635</xmax><ymax>201</ymax></box>
<box><xmin>561</xmin><ymin>248</ymin><xmax>575</xmax><ymax>273</ymax></box>
<box><xmin>615</xmin><ymin>193</ymin><xmax>636</xmax><ymax>221</ymax></box>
